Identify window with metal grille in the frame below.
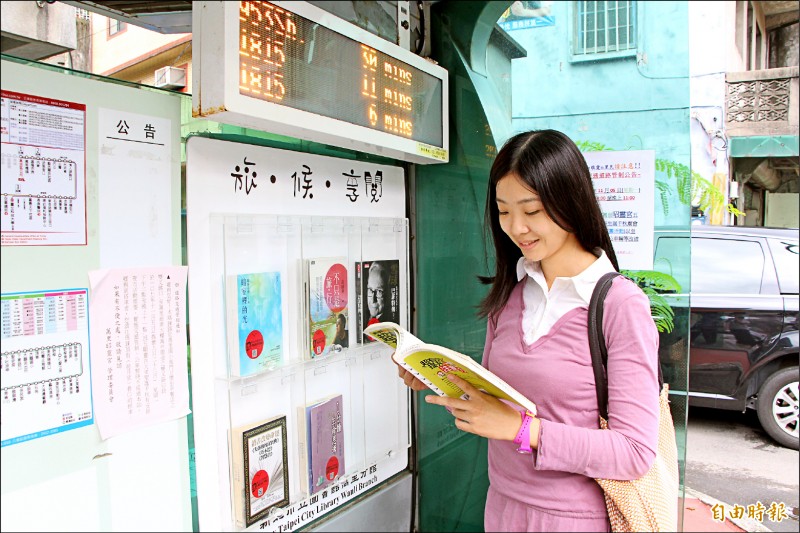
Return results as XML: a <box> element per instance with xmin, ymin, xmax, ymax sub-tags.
<box><xmin>574</xmin><ymin>1</ymin><xmax>636</xmax><ymax>56</ymax></box>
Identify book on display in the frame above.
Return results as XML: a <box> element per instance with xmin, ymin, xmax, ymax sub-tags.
<box><xmin>298</xmin><ymin>394</ymin><xmax>345</xmax><ymax>495</ymax></box>
<box><xmin>305</xmin><ymin>257</ymin><xmax>348</xmax><ymax>359</ymax></box>
<box><xmin>231</xmin><ymin>415</ymin><xmax>290</xmax><ymax>527</ymax></box>
<box><xmin>226</xmin><ymin>271</ymin><xmax>283</xmax><ymax>376</ymax></box>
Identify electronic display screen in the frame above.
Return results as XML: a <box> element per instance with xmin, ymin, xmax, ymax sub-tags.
<box><xmin>239</xmin><ymin>1</ymin><xmax>444</xmax><ymax>148</ymax></box>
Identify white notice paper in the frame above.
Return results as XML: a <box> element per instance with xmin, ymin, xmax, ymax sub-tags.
<box><xmin>98</xmin><ymin>108</ymin><xmax>172</xmax><ymax>267</ymax></box>
<box><xmin>584</xmin><ymin>150</ymin><xmax>655</xmax><ymax>271</ymax></box>
<box><xmin>88</xmin><ymin>266</ymin><xmax>190</xmax><ymax>439</ymax></box>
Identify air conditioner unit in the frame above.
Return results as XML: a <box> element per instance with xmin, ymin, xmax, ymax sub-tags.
<box><xmin>154</xmin><ymin>66</ymin><xmax>186</xmax><ymax>90</ymax></box>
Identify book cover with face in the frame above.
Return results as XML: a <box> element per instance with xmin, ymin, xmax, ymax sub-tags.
<box><xmin>357</xmin><ymin>259</ymin><xmax>400</xmax><ymax>343</ymax></box>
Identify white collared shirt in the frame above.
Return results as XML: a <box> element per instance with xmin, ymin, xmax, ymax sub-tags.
<box><xmin>517</xmin><ymin>248</ymin><xmax>616</xmax><ymax>345</ymax></box>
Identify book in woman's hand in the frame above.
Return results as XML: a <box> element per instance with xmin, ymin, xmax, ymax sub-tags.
<box><xmin>363</xmin><ymin>321</ymin><xmax>537</xmax><ymax>415</ymax></box>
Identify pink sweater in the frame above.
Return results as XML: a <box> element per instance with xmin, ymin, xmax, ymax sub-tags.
<box><xmin>483</xmin><ymin>276</ymin><xmax>660</xmax><ymax>517</ymax></box>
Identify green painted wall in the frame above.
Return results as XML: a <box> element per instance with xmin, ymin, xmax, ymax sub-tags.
<box><xmin>413</xmin><ymin>2</ymin><xmax>693</xmax><ymax>531</ymax></box>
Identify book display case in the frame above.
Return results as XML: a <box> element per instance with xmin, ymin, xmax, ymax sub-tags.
<box><xmin>186</xmin><ymin>137</ymin><xmax>411</xmax><ymax>531</ymax></box>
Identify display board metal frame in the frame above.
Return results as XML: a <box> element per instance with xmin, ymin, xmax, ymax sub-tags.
<box><xmin>192</xmin><ymin>1</ymin><xmax>449</xmax><ymax>165</ymax></box>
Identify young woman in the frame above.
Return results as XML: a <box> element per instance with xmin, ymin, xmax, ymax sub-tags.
<box><xmin>397</xmin><ymin>129</ymin><xmax>660</xmax><ymax>532</ymax></box>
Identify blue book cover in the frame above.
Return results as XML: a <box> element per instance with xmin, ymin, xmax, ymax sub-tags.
<box><xmin>227</xmin><ymin>271</ymin><xmax>283</xmax><ymax>376</ymax></box>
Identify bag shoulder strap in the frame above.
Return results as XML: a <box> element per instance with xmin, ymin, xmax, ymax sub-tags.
<box><xmin>589</xmin><ymin>272</ymin><xmax>665</xmax><ymax>421</ymax></box>
<box><xmin>588</xmin><ymin>272</ymin><xmax>621</xmax><ymax>421</ymax></box>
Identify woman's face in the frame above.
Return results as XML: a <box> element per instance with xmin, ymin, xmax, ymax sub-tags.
<box><xmin>495</xmin><ymin>173</ymin><xmax>573</xmax><ymax>264</ymax></box>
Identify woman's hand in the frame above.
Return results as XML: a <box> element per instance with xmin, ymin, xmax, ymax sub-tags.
<box><xmin>395</xmin><ymin>360</ymin><xmax>428</xmax><ymax>391</ymax></box>
<box><xmin>425</xmin><ymin>373</ymin><xmax>527</xmax><ymax>442</ymax></box>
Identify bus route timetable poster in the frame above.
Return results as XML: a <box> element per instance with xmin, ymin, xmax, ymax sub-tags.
<box><xmin>0</xmin><ymin>90</ymin><xmax>87</xmax><ymax>246</ymax></box>
<box><xmin>1</xmin><ymin>288</ymin><xmax>94</xmax><ymax>447</ymax></box>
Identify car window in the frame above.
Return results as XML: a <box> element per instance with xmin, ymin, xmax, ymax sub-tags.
<box><xmin>767</xmin><ymin>238</ymin><xmax>799</xmax><ymax>294</ymax></box>
<box><xmin>691</xmin><ymin>238</ymin><xmax>764</xmax><ymax>294</ymax></box>
<box><xmin>654</xmin><ymin>235</ymin><xmax>690</xmax><ymax>292</ymax></box>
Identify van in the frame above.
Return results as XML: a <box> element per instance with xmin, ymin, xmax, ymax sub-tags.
<box><xmin>654</xmin><ymin>226</ymin><xmax>799</xmax><ymax>449</ymax></box>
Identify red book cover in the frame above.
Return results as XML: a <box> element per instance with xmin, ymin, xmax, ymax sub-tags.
<box><xmin>306</xmin><ymin>257</ymin><xmax>348</xmax><ymax>358</ymax></box>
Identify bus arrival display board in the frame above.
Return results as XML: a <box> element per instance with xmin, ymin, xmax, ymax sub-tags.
<box><xmin>193</xmin><ymin>1</ymin><xmax>449</xmax><ymax>164</ymax></box>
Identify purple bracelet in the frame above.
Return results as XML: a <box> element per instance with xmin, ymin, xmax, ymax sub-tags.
<box><xmin>513</xmin><ymin>410</ymin><xmax>534</xmax><ymax>454</ymax></box>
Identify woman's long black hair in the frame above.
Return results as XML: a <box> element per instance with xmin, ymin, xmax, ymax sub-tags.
<box><xmin>478</xmin><ymin>129</ymin><xmax>619</xmax><ymax>319</ymax></box>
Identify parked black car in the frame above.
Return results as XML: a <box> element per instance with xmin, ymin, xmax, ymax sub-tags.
<box><xmin>654</xmin><ymin>226</ymin><xmax>799</xmax><ymax>449</ymax></box>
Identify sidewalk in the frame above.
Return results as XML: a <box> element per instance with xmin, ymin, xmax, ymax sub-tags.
<box><xmin>682</xmin><ymin>487</ymin><xmax>772</xmax><ymax>532</ymax></box>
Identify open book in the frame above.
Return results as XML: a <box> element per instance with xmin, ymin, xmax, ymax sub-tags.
<box><xmin>364</xmin><ymin>321</ymin><xmax>537</xmax><ymax>416</ymax></box>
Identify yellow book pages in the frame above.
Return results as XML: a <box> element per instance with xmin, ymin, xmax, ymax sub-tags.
<box><xmin>364</xmin><ymin>321</ymin><xmax>537</xmax><ymax>415</ymax></box>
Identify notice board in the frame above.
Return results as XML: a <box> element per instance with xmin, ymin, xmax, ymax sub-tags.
<box><xmin>0</xmin><ymin>59</ymin><xmax>190</xmax><ymax>531</ymax></box>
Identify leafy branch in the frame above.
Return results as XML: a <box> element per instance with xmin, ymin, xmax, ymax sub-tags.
<box><xmin>621</xmin><ymin>269</ymin><xmax>682</xmax><ymax>293</ymax></box>
<box><xmin>654</xmin><ymin>159</ymin><xmax>743</xmax><ymax>217</ymax></box>
<box><xmin>620</xmin><ymin>270</ymin><xmax>681</xmax><ymax>333</ymax></box>
<box><xmin>575</xmin><ymin>140</ymin><xmax>614</xmax><ymax>152</ymax></box>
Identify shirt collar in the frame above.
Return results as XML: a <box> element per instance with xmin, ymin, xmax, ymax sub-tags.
<box><xmin>572</xmin><ymin>249</ymin><xmax>616</xmax><ymax>304</ymax></box>
<box><xmin>515</xmin><ymin>257</ymin><xmax>528</xmax><ymax>281</ymax></box>
<box><xmin>515</xmin><ymin>248</ymin><xmax>617</xmax><ymax>304</ymax></box>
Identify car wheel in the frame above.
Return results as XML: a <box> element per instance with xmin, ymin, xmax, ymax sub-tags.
<box><xmin>756</xmin><ymin>367</ymin><xmax>799</xmax><ymax>450</ymax></box>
